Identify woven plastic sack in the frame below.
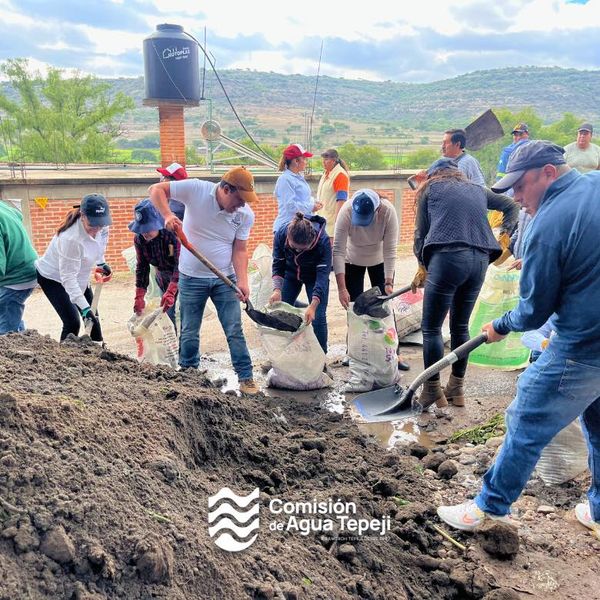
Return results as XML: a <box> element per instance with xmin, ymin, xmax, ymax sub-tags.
<box><xmin>468</xmin><ymin>265</ymin><xmax>531</xmax><ymax>369</ymax></box>
<box><xmin>122</xmin><ymin>246</ymin><xmax>162</xmax><ymax>300</ymax></box>
<box><xmin>258</xmin><ymin>303</ymin><xmax>332</xmax><ymax>390</ymax></box>
<box><xmin>389</xmin><ymin>288</ymin><xmax>423</xmax><ymax>340</ymax></box>
<box><xmin>346</xmin><ymin>304</ymin><xmax>400</xmax><ymax>392</ymax></box>
<box><xmin>248</xmin><ymin>243</ymin><xmax>273</xmax><ymax>313</ymax></box>
<box><xmin>536</xmin><ymin>419</ymin><xmax>589</xmax><ymax>486</ymax></box>
<box><xmin>127</xmin><ymin>307</ymin><xmax>178</xmax><ymax>369</ymax></box>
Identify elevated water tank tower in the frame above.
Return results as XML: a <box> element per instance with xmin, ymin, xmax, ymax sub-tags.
<box><xmin>143</xmin><ymin>24</ymin><xmax>200</xmax><ymax>167</ymax></box>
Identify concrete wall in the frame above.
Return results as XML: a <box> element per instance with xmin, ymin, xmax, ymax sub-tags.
<box><xmin>0</xmin><ymin>169</ymin><xmax>419</xmax><ymax>272</ymax></box>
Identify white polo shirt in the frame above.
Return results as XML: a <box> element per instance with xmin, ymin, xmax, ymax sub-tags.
<box><xmin>170</xmin><ymin>179</ymin><xmax>255</xmax><ymax>278</ymax></box>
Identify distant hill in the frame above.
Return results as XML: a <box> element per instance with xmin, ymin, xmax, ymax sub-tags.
<box><xmin>2</xmin><ymin>66</ymin><xmax>598</xmax><ymax>154</ymax></box>
<box><xmin>99</xmin><ymin>66</ymin><xmax>600</xmax><ymax>131</ymax></box>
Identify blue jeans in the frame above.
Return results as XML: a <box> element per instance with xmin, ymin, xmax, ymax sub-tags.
<box><xmin>178</xmin><ymin>274</ymin><xmax>253</xmax><ymax>379</ymax></box>
<box><xmin>282</xmin><ymin>278</ymin><xmax>328</xmax><ymax>353</ymax></box>
<box><xmin>476</xmin><ymin>347</ymin><xmax>600</xmax><ymax>520</ymax></box>
<box><xmin>0</xmin><ymin>286</ymin><xmax>34</xmax><ymax>334</ymax></box>
<box><xmin>422</xmin><ymin>248</ymin><xmax>488</xmax><ymax>379</ymax></box>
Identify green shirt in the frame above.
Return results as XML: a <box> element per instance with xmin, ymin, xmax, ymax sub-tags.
<box><xmin>0</xmin><ymin>201</ymin><xmax>38</xmax><ymax>287</ymax></box>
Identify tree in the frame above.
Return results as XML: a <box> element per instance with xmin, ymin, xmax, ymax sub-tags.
<box><xmin>0</xmin><ymin>58</ymin><xmax>134</xmax><ymax>164</ymax></box>
<box><xmin>338</xmin><ymin>142</ymin><xmax>386</xmax><ymax>170</ymax></box>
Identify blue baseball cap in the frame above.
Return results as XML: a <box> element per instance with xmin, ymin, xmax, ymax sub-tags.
<box><xmin>351</xmin><ymin>189</ymin><xmax>381</xmax><ymax>227</ymax></box>
<box><xmin>81</xmin><ymin>193</ymin><xmax>112</xmax><ymax>227</ymax></box>
<box><xmin>426</xmin><ymin>158</ymin><xmax>459</xmax><ymax>177</ymax></box>
<box><xmin>128</xmin><ymin>199</ymin><xmax>165</xmax><ymax>234</ymax></box>
<box><xmin>492</xmin><ymin>140</ymin><xmax>566</xmax><ymax>193</ymax></box>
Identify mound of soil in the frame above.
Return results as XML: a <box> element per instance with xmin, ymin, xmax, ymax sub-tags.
<box><xmin>0</xmin><ymin>332</ymin><xmax>597</xmax><ymax>599</ymax></box>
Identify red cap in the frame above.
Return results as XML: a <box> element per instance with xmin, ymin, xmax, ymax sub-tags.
<box><xmin>283</xmin><ymin>144</ymin><xmax>313</xmax><ymax>160</ymax></box>
<box><xmin>156</xmin><ymin>162</ymin><xmax>188</xmax><ymax>180</ymax></box>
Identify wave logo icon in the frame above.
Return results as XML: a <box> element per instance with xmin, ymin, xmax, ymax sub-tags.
<box><xmin>208</xmin><ymin>487</ymin><xmax>260</xmax><ymax>552</ymax></box>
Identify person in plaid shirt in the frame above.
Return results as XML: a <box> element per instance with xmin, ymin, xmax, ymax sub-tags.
<box><xmin>129</xmin><ymin>199</ymin><xmax>180</xmax><ymax>326</ymax></box>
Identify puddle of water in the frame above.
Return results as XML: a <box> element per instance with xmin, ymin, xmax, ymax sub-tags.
<box><xmin>357</xmin><ymin>418</ymin><xmax>432</xmax><ymax>450</ymax></box>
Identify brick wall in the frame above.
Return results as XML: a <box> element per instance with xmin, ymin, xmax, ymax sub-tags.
<box><xmin>27</xmin><ymin>186</ymin><xmax>413</xmax><ymax>272</ymax></box>
<box><xmin>158</xmin><ymin>104</ymin><xmax>185</xmax><ymax>166</ymax></box>
<box><xmin>399</xmin><ymin>188</ymin><xmax>417</xmax><ymax>245</ymax></box>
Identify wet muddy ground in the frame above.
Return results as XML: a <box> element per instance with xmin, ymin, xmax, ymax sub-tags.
<box><xmin>4</xmin><ymin>256</ymin><xmax>599</xmax><ymax>599</ymax></box>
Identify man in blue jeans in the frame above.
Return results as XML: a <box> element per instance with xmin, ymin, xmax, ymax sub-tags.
<box><xmin>149</xmin><ymin>167</ymin><xmax>259</xmax><ymax>395</ymax></box>
<box><xmin>437</xmin><ymin>141</ymin><xmax>600</xmax><ymax>538</ymax></box>
<box><xmin>0</xmin><ymin>201</ymin><xmax>38</xmax><ymax>334</ymax></box>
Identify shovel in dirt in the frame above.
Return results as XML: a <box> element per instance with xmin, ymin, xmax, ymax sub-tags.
<box><xmin>353</xmin><ymin>284</ymin><xmax>412</xmax><ymax>318</ymax></box>
<box><xmin>175</xmin><ymin>228</ymin><xmax>302</xmax><ymax>333</ymax></box>
<box><xmin>351</xmin><ymin>333</ymin><xmax>488</xmax><ymax>423</ymax></box>
<box><xmin>83</xmin><ymin>279</ymin><xmax>103</xmax><ymax>338</ymax></box>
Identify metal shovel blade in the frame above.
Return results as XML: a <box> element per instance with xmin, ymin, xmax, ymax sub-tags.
<box><xmin>464</xmin><ymin>109</ymin><xmax>504</xmax><ymax>151</ymax></box>
<box><xmin>353</xmin><ymin>384</ymin><xmax>419</xmax><ymax>422</ymax></box>
<box><xmin>351</xmin><ymin>333</ymin><xmax>488</xmax><ymax>423</ymax></box>
<box><xmin>245</xmin><ymin>302</ymin><xmax>302</xmax><ymax>333</ymax></box>
<box><xmin>353</xmin><ymin>284</ymin><xmax>412</xmax><ymax>317</ymax></box>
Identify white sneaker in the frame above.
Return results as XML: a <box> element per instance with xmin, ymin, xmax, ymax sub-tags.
<box><xmin>437</xmin><ymin>500</ymin><xmax>517</xmax><ymax>532</ymax></box>
<box><xmin>575</xmin><ymin>502</ymin><xmax>600</xmax><ymax>535</ymax></box>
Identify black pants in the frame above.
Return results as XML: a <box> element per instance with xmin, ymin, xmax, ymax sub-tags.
<box><xmin>37</xmin><ymin>272</ymin><xmax>103</xmax><ymax>342</ymax></box>
<box><xmin>345</xmin><ymin>262</ymin><xmax>385</xmax><ymax>301</ymax></box>
<box><xmin>422</xmin><ymin>248</ymin><xmax>488</xmax><ymax>380</ymax></box>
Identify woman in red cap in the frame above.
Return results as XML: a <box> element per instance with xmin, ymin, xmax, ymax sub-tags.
<box><xmin>272</xmin><ymin>144</ymin><xmax>322</xmax><ymax>233</ymax></box>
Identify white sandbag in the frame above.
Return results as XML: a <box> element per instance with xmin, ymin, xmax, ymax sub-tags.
<box><xmin>536</xmin><ymin>419</ymin><xmax>589</xmax><ymax>486</ymax></box>
<box><xmin>248</xmin><ymin>243</ymin><xmax>273</xmax><ymax>313</ymax></box>
<box><xmin>346</xmin><ymin>304</ymin><xmax>400</xmax><ymax>392</ymax></box>
<box><xmin>390</xmin><ymin>288</ymin><xmax>424</xmax><ymax>340</ymax></box>
<box><xmin>266</xmin><ymin>368</ymin><xmax>333</xmax><ymax>390</ymax></box>
<box><xmin>128</xmin><ymin>308</ymin><xmax>179</xmax><ymax>369</ymax></box>
<box><xmin>258</xmin><ymin>303</ymin><xmax>331</xmax><ymax>390</ymax></box>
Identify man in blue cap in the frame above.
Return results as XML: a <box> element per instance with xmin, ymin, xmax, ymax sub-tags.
<box><xmin>129</xmin><ymin>199</ymin><xmax>180</xmax><ymax>326</ymax></box>
<box><xmin>437</xmin><ymin>140</ymin><xmax>600</xmax><ymax>539</ymax></box>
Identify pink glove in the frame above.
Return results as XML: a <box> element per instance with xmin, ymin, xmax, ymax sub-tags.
<box><xmin>133</xmin><ymin>287</ymin><xmax>146</xmax><ymax>315</ymax></box>
<box><xmin>160</xmin><ymin>281</ymin><xmax>178</xmax><ymax>312</ymax></box>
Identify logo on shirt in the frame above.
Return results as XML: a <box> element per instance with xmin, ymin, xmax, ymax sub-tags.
<box><xmin>227</xmin><ymin>212</ymin><xmax>243</xmax><ymax>230</ymax></box>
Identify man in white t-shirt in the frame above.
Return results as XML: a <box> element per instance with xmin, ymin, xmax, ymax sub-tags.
<box><xmin>564</xmin><ymin>123</ymin><xmax>600</xmax><ymax>173</ymax></box>
<box><xmin>149</xmin><ymin>166</ymin><xmax>259</xmax><ymax>394</ymax></box>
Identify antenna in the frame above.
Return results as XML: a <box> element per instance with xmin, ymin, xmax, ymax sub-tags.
<box><xmin>307</xmin><ymin>40</ymin><xmax>324</xmax><ymax>154</ymax></box>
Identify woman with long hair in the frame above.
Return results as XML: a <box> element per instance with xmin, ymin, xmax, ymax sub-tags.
<box><xmin>272</xmin><ymin>144</ymin><xmax>322</xmax><ymax>233</ymax></box>
<box><xmin>412</xmin><ymin>158</ymin><xmax>519</xmax><ymax>407</ymax></box>
<box><xmin>36</xmin><ymin>193</ymin><xmax>113</xmax><ymax>341</ymax></box>
<box><xmin>270</xmin><ymin>211</ymin><xmax>332</xmax><ymax>353</ymax></box>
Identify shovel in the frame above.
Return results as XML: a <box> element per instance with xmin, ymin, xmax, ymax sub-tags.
<box><xmin>464</xmin><ymin>109</ymin><xmax>504</xmax><ymax>151</ymax></box>
<box><xmin>352</xmin><ymin>333</ymin><xmax>488</xmax><ymax>423</ymax></box>
<box><xmin>175</xmin><ymin>228</ymin><xmax>302</xmax><ymax>333</ymax></box>
<box><xmin>84</xmin><ymin>280</ymin><xmax>103</xmax><ymax>337</ymax></box>
<box><xmin>353</xmin><ymin>284</ymin><xmax>412</xmax><ymax>317</ymax></box>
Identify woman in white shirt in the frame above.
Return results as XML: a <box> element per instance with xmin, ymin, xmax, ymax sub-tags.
<box><xmin>36</xmin><ymin>193</ymin><xmax>112</xmax><ymax>341</ymax></box>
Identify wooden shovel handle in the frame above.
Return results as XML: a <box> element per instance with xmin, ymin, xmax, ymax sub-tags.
<box><xmin>175</xmin><ymin>227</ymin><xmax>242</xmax><ymax>296</ymax></box>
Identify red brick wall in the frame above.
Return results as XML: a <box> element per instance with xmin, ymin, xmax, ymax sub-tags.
<box><xmin>400</xmin><ymin>188</ymin><xmax>417</xmax><ymax>245</ymax></box>
<box><xmin>158</xmin><ymin>104</ymin><xmax>185</xmax><ymax>167</ymax></box>
<box><xmin>28</xmin><ymin>187</ymin><xmax>416</xmax><ymax>272</ymax></box>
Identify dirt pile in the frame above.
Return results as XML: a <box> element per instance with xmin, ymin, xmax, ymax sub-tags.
<box><xmin>0</xmin><ymin>331</ymin><xmax>597</xmax><ymax>599</ymax></box>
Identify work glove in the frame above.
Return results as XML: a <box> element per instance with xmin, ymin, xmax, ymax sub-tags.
<box><xmin>493</xmin><ymin>232</ymin><xmax>512</xmax><ymax>266</ymax></box>
<box><xmin>134</xmin><ymin>287</ymin><xmax>146</xmax><ymax>315</ymax></box>
<box><xmin>411</xmin><ymin>265</ymin><xmax>427</xmax><ymax>294</ymax></box>
<box><xmin>80</xmin><ymin>306</ymin><xmax>99</xmax><ymax>333</ymax></box>
<box><xmin>95</xmin><ymin>262</ymin><xmax>112</xmax><ymax>283</ymax></box>
<box><xmin>160</xmin><ymin>281</ymin><xmax>178</xmax><ymax>312</ymax></box>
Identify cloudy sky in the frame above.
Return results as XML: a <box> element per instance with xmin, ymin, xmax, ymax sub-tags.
<box><xmin>0</xmin><ymin>0</ymin><xmax>597</xmax><ymax>82</ymax></box>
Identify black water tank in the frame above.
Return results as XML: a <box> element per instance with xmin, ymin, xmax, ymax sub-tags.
<box><xmin>143</xmin><ymin>24</ymin><xmax>200</xmax><ymax>106</ymax></box>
